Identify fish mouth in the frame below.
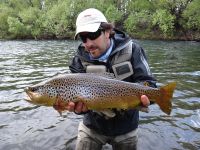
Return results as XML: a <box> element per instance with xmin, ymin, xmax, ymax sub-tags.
<box><xmin>24</xmin><ymin>87</ymin><xmax>56</xmax><ymax>106</ymax></box>
<box><xmin>25</xmin><ymin>87</ymin><xmax>36</xmax><ymax>101</ymax></box>
<box><xmin>24</xmin><ymin>87</ymin><xmax>32</xmax><ymax>101</ymax></box>
<box><xmin>24</xmin><ymin>87</ymin><xmax>39</xmax><ymax>104</ymax></box>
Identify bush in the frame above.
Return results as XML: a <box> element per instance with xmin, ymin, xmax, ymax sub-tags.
<box><xmin>152</xmin><ymin>9</ymin><xmax>175</xmax><ymax>36</ymax></box>
<box><xmin>18</xmin><ymin>7</ymin><xmax>42</xmax><ymax>38</ymax></box>
<box><xmin>124</xmin><ymin>11</ymin><xmax>152</xmax><ymax>36</ymax></box>
<box><xmin>0</xmin><ymin>4</ymin><xmax>15</xmax><ymax>38</ymax></box>
<box><xmin>7</xmin><ymin>16</ymin><xmax>31</xmax><ymax>38</ymax></box>
<box><xmin>105</xmin><ymin>5</ymin><xmax>123</xmax><ymax>24</ymax></box>
<box><xmin>182</xmin><ymin>0</ymin><xmax>200</xmax><ymax>31</ymax></box>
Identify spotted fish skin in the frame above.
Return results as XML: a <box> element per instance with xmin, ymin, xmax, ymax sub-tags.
<box><xmin>25</xmin><ymin>73</ymin><xmax>176</xmax><ymax>115</ymax></box>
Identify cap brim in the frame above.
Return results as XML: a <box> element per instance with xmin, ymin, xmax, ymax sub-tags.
<box><xmin>74</xmin><ymin>22</ymin><xmax>101</xmax><ymax>39</ymax></box>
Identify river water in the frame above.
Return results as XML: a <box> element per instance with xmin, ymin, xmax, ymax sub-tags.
<box><xmin>0</xmin><ymin>40</ymin><xmax>199</xmax><ymax>150</ymax></box>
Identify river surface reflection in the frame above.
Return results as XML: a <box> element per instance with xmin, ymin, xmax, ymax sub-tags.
<box><xmin>0</xmin><ymin>40</ymin><xmax>199</xmax><ymax>150</ymax></box>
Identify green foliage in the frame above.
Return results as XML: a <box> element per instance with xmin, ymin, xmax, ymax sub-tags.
<box><xmin>40</xmin><ymin>0</ymin><xmax>74</xmax><ymax>38</ymax></box>
<box><xmin>0</xmin><ymin>0</ymin><xmax>199</xmax><ymax>40</ymax></box>
<box><xmin>182</xmin><ymin>0</ymin><xmax>200</xmax><ymax>30</ymax></box>
<box><xmin>18</xmin><ymin>7</ymin><xmax>42</xmax><ymax>38</ymax></box>
<box><xmin>152</xmin><ymin>9</ymin><xmax>175</xmax><ymax>36</ymax></box>
<box><xmin>5</xmin><ymin>0</ymin><xmax>30</xmax><ymax>11</ymax></box>
<box><xmin>19</xmin><ymin>7</ymin><xmax>41</xmax><ymax>25</ymax></box>
<box><xmin>127</xmin><ymin>0</ymin><xmax>154</xmax><ymax>13</ymax></box>
<box><xmin>7</xmin><ymin>16</ymin><xmax>31</xmax><ymax>38</ymax></box>
<box><xmin>0</xmin><ymin>4</ymin><xmax>14</xmax><ymax>38</ymax></box>
<box><xmin>105</xmin><ymin>5</ymin><xmax>123</xmax><ymax>23</ymax></box>
<box><xmin>124</xmin><ymin>11</ymin><xmax>152</xmax><ymax>35</ymax></box>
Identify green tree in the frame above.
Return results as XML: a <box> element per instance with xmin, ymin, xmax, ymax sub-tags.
<box><xmin>182</xmin><ymin>0</ymin><xmax>200</xmax><ymax>30</ymax></box>
<box><xmin>124</xmin><ymin>11</ymin><xmax>152</xmax><ymax>36</ymax></box>
<box><xmin>7</xmin><ymin>16</ymin><xmax>30</xmax><ymax>38</ymax></box>
<box><xmin>5</xmin><ymin>0</ymin><xmax>30</xmax><ymax>11</ymax></box>
<box><xmin>152</xmin><ymin>9</ymin><xmax>175</xmax><ymax>36</ymax></box>
<box><xmin>18</xmin><ymin>7</ymin><xmax>42</xmax><ymax>38</ymax></box>
<box><xmin>0</xmin><ymin>0</ymin><xmax>199</xmax><ymax>40</ymax></box>
<box><xmin>39</xmin><ymin>0</ymin><xmax>75</xmax><ymax>38</ymax></box>
<box><xmin>0</xmin><ymin>4</ymin><xmax>14</xmax><ymax>38</ymax></box>
<box><xmin>124</xmin><ymin>0</ymin><xmax>154</xmax><ymax>37</ymax></box>
<box><xmin>126</xmin><ymin>0</ymin><xmax>154</xmax><ymax>13</ymax></box>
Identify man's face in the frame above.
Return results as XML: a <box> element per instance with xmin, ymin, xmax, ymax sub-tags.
<box><xmin>79</xmin><ymin>29</ymin><xmax>110</xmax><ymax>58</ymax></box>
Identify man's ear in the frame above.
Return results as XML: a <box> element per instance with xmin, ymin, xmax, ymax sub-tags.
<box><xmin>105</xmin><ymin>30</ymin><xmax>111</xmax><ymax>39</ymax></box>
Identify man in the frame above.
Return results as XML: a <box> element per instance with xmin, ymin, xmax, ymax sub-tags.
<box><xmin>67</xmin><ymin>8</ymin><xmax>157</xmax><ymax>150</ymax></box>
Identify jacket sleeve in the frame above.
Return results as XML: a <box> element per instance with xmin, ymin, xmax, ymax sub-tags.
<box><xmin>69</xmin><ymin>55</ymin><xmax>86</xmax><ymax>73</ymax></box>
<box><xmin>131</xmin><ymin>42</ymin><xmax>157</xmax><ymax>88</ymax></box>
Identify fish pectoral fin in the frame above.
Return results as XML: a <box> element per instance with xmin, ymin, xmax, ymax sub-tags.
<box><xmin>53</xmin><ymin>97</ymin><xmax>69</xmax><ymax>116</ymax></box>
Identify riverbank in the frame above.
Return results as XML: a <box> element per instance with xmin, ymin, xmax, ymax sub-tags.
<box><xmin>1</xmin><ymin>30</ymin><xmax>199</xmax><ymax>42</ymax></box>
<box><xmin>2</xmin><ymin>30</ymin><xmax>199</xmax><ymax>42</ymax></box>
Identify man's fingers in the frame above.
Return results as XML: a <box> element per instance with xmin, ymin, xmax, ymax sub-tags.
<box><xmin>82</xmin><ymin>103</ymin><xmax>88</xmax><ymax>112</ymax></box>
<box><xmin>141</xmin><ymin>95</ymin><xmax>150</xmax><ymax>107</ymax></box>
<box><xmin>66</xmin><ymin>101</ymin><xmax>75</xmax><ymax>112</ymax></box>
<box><xmin>74</xmin><ymin>102</ymin><xmax>84</xmax><ymax>113</ymax></box>
<box><xmin>139</xmin><ymin>95</ymin><xmax>150</xmax><ymax>113</ymax></box>
<box><xmin>66</xmin><ymin>101</ymin><xmax>88</xmax><ymax>114</ymax></box>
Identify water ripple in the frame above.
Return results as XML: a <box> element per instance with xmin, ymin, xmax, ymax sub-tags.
<box><xmin>0</xmin><ymin>40</ymin><xmax>200</xmax><ymax>150</ymax></box>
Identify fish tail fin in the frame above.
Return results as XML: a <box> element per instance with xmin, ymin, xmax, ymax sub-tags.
<box><xmin>156</xmin><ymin>82</ymin><xmax>177</xmax><ymax>115</ymax></box>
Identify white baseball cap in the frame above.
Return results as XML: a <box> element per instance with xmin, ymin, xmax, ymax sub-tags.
<box><xmin>75</xmin><ymin>8</ymin><xmax>108</xmax><ymax>38</ymax></box>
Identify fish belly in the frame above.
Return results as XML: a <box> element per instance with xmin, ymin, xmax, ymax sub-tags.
<box><xmin>82</xmin><ymin>95</ymin><xmax>141</xmax><ymax>110</ymax></box>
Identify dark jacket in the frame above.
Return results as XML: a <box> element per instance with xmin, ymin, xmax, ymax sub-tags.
<box><xmin>69</xmin><ymin>29</ymin><xmax>156</xmax><ymax>136</ymax></box>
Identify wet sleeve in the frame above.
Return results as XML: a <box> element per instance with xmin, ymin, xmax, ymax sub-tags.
<box><xmin>69</xmin><ymin>55</ymin><xmax>86</xmax><ymax>73</ymax></box>
<box><xmin>131</xmin><ymin>43</ymin><xmax>157</xmax><ymax>88</ymax></box>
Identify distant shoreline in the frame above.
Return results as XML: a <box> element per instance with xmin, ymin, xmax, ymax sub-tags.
<box><xmin>1</xmin><ymin>28</ymin><xmax>200</xmax><ymax>42</ymax></box>
<box><xmin>1</xmin><ymin>34</ymin><xmax>199</xmax><ymax>42</ymax></box>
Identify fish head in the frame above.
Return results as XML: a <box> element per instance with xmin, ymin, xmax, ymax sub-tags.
<box><xmin>25</xmin><ymin>83</ymin><xmax>57</xmax><ymax>107</ymax></box>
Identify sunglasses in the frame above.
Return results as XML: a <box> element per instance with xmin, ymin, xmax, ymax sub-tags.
<box><xmin>79</xmin><ymin>29</ymin><xmax>104</xmax><ymax>43</ymax></box>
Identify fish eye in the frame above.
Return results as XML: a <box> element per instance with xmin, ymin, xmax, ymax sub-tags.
<box><xmin>29</xmin><ymin>87</ymin><xmax>38</xmax><ymax>92</ymax></box>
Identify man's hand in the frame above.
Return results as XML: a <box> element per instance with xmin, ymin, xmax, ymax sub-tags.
<box><xmin>140</xmin><ymin>95</ymin><xmax>150</xmax><ymax>112</ymax></box>
<box><xmin>66</xmin><ymin>101</ymin><xmax>88</xmax><ymax>114</ymax></box>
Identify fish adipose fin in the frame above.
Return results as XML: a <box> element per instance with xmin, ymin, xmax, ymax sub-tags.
<box><xmin>156</xmin><ymin>82</ymin><xmax>177</xmax><ymax>115</ymax></box>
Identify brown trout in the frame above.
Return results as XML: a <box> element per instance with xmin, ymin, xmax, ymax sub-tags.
<box><xmin>25</xmin><ymin>73</ymin><xmax>176</xmax><ymax>115</ymax></box>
